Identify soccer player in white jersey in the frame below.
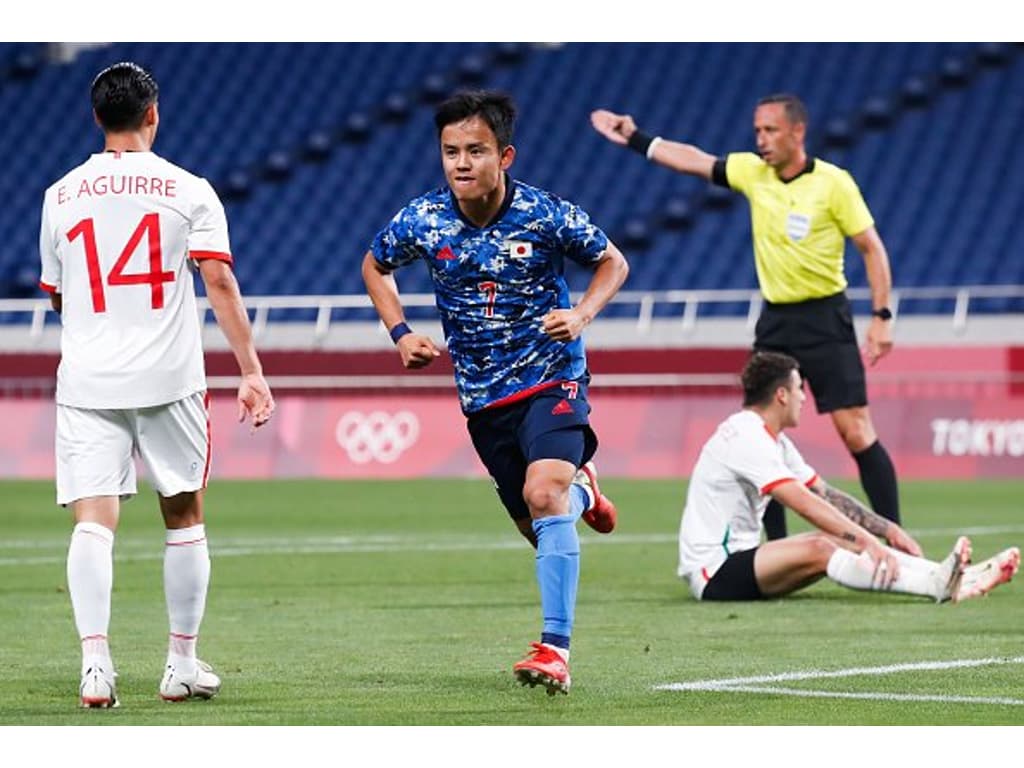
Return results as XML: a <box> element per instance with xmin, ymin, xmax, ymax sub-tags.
<box><xmin>678</xmin><ymin>351</ymin><xmax>1019</xmax><ymax>603</ymax></box>
<box><xmin>38</xmin><ymin>62</ymin><xmax>275</xmax><ymax>708</ymax></box>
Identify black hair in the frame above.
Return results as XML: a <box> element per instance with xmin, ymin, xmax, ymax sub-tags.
<box><xmin>741</xmin><ymin>351</ymin><xmax>800</xmax><ymax>407</ymax></box>
<box><xmin>434</xmin><ymin>90</ymin><xmax>516</xmax><ymax>149</ymax></box>
<box><xmin>91</xmin><ymin>62</ymin><xmax>159</xmax><ymax>132</ymax></box>
<box><xmin>757</xmin><ymin>93</ymin><xmax>809</xmax><ymax>128</ymax></box>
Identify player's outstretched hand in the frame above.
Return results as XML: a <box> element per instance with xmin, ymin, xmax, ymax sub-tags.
<box><xmin>590</xmin><ymin>109</ymin><xmax>637</xmax><ymax>145</ymax></box>
<box><xmin>542</xmin><ymin>308</ymin><xmax>587</xmax><ymax>342</ymax></box>
<box><xmin>238</xmin><ymin>372</ymin><xmax>275</xmax><ymax>431</ymax></box>
<box><xmin>397</xmin><ymin>334</ymin><xmax>441</xmax><ymax>369</ymax></box>
<box><xmin>886</xmin><ymin>524</ymin><xmax>923</xmax><ymax>558</ymax></box>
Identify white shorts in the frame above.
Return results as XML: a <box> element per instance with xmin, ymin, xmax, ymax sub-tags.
<box><xmin>55</xmin><ymin>392</ymin><xmax>211</xmax><ymax>505</ymax></box>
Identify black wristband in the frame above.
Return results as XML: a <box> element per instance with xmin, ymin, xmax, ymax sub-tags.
<box><xmin>627</xmin><ymin>130</ymin><xmax>656</xmax><ymax>156</ymax></box>
<box><xmin>389</xmin><ymin>322</ymin><xmax>412</xmax><ymax>344</ymax></box>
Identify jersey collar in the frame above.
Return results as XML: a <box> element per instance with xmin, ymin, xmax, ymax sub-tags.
<box><xmin>450</xmin><ymin>173</ymin><xmax>517</xmax><ymax>229</ymax></box>
<box><xmin>779</xmin><ymin>157</ymin><xmax>815</xmax><ymax>184</ymax></box>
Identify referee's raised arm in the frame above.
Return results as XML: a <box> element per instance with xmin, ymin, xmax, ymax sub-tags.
<box><xmin>590</xmin><ymin>109</ymin><xmax>717</xmax><ymax>180</ymax></box>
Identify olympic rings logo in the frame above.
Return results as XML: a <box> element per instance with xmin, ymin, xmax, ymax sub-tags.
<box><xmin>335</xmin><ymin>410</ymin><xmax>420</xmax><ymax>464</ymax></box>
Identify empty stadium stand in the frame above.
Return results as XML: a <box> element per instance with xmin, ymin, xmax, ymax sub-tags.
<box><xmin>2</xmin><ymin>43</ymin><xmax>1021</xmax><ymax>317</ymax></box>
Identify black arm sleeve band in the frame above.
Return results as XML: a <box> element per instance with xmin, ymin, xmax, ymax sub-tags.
<box><xmin>711</xmin><ymin>158</ymin><xmax>729</xmax><ymax>188</ymax></box>
<box><xmin>627</xmin><ymin>130</ymin><xmax>656</xmax><ymax>157</ymax></box>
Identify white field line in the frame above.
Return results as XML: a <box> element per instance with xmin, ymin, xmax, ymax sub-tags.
<box><xmin>0</xmin><ymin>532</ymin><xmax>672</xmax><ymax>567</ymax></box>
<box><xmin>689</xmin><ymin>685</ymin><xmax>1024</xmax><ymax>706</ymax></box>
<box><xmin>2</xmin><ymin>523</ymin><xmax>1022</xmax><ymax>568</ymax></box>
<box><xmin>655</xmin><ymin>656</ymin><xmax>1024</xmax><ymax>706</ymax></box>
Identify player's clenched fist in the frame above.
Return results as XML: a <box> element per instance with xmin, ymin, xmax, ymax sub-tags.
<box><xmin>397</xmin><ymin>333</ymin><xmax>441</xmax><ymax>369</ymax></box>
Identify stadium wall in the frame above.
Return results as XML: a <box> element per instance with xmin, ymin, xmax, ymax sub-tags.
<box><xmin>2</xmin><ymin>346</ymin><xmax>1023</xmax><ymax>481</ymax></box>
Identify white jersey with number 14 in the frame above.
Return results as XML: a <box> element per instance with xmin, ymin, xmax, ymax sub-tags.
<box><xmin>39</xmin><ymin>151</ymin><xmax>232</xmax><ymax>409</ymax></box>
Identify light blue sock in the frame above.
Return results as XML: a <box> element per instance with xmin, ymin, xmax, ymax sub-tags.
<box><xmin>568</xmin><ymin>483</ymin><xmax>589</xmax><ymax>523</ymax></box>
<box><xmin>532</xmin><ymin>514</ymin><xmax>580</xmax><ymax>640</ymax></box>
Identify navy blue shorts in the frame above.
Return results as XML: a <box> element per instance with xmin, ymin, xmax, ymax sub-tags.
<box><xmin>466</xmin><ymin>381</ymin><xmax>598</xmax><ymax>522</ymax></box>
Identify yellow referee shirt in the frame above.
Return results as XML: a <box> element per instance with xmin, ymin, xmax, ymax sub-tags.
<box><xmin>722</xmin><ymin>153</ymin><xmax>874</xmax><ymax>304</ymax></box>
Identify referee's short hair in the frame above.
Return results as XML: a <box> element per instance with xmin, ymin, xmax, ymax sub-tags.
<box><xmin>434</xmin><ymin>90</ymin><xmax>516</xmax><ymax>149</ymax></box>
<box><xmin>757</xmin><ymin>93</ymin><xmax>808</xmax><ymax>128</ymax></box>
<box><xmin>742</xmin><ymin>351</ymin><xmax>800</xmax><ymax>407</ymax></box>
<box><xmin>91</xmin><ymin>62</ymin><xmax>159</xmax><ymax>132</ymax></box>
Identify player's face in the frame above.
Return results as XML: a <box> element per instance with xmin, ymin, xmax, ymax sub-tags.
<box><xmin>440</xmin><ymin>116</ymin><xmax>515</xmax><ymax>203</ymax></box>
<box><xmin>781</xmin><ymin>369</ymin><xmax>806</xmax><ymax>428</ymax></box>
<box><xmin>753</xmin><ymin>103</ymin><xmax>804</xmax><ymax>170</ymax></box>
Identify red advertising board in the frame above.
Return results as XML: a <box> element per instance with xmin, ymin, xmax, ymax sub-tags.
<box><xmin>4</xmin><ymin>391</ymin><xmax>1023</xmax><ymax>481</ymax></box>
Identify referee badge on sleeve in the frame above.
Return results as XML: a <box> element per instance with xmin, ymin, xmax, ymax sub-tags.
<box><xmin>508</xmin><ymin>240</ymin><xmax>533</xmax><ymax>258</ymax></box>
<box><xmin>786</xmin><ymin>213</ymin><xmax>811</xmax><ymax>241</ymax></box>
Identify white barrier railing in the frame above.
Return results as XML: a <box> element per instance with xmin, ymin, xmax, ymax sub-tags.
<box><xmin>2</xmin><ymin>284</ymin><xmax>1022</xmax><ymax>343</ymax></box>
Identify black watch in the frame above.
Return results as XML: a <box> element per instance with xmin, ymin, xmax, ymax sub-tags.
<box><xmin>871</xmin><ymin>307</ymin><xmax>893</xmax><ymax>320</ymax></box>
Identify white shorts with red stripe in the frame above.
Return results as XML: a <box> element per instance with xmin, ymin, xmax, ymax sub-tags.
<box><xmin>56</xmin><ymin>391</ymin><xmax>211</xmax><ymax>505</ymax></box>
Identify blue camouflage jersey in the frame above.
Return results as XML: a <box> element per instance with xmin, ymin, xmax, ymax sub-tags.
<box><xmin>371</xmin><ymin>177</ymin><xmax>609</xmax><ymax>413</ymax></box>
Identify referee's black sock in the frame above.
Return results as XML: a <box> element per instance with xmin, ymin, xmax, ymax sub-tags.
<box><xmin>763</xmin><ymin>499</ymin><xmax>788</xmax><ymax>540</ymax></box>
<box><xmin>852</xmin><ymin>440</ymin><xmax>900</xmax><ymax>525</ymax></box>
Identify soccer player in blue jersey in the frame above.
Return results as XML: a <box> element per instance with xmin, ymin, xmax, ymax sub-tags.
<box><xmin>362</xmin><ymin>90</ymin><xmax>629</xmax><ymax>695</ymax></box>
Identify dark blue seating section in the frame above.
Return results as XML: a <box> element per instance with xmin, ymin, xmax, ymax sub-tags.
<box><xmin>2</xmin><ymin>42</ymin><xmax>1022</xmax><ymax>321</ymax></box>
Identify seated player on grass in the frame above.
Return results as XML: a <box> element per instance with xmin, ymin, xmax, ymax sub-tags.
<box><xmin>677</xmin><ymin>351</ymin><xmax>1019</xmax><ymax>602</ymax></box>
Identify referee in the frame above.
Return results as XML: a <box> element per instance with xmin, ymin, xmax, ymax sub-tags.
<box><xmin>591</xmin><ymin>94</ymin><xmax>900</xmax><ymax>538</ymax></box>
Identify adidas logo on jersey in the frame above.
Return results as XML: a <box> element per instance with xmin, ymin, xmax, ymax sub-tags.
<box><xmin>551</xmin><ymin>400</ymin><xmax>573</xmax><ymax>416</ymax></box>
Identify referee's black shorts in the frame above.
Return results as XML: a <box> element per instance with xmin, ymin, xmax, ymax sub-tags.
<box><xmin>754</xmin><ymin>291</ymin><xmax>867</xmax><ymax>414</ymax></box>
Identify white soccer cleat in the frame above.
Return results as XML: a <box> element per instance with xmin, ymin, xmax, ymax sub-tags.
<box><xmin>955</xmin><ymin>546</ymin><xmax>1020</xmax><ymax>602</ymax></box>
<box><xmin>934</xmin><ymin>535</ymin><xmax>972</xmax><ymax>603</ymax></box>
<box><xmin>159</xmin><ymin>659</ymin><xmax>221</xmax><ymax>702</ymax></box>
<box><xmin>80</xmin><ymin>664</ymin><xmax>119</xmax><ymax>709</ymax></box>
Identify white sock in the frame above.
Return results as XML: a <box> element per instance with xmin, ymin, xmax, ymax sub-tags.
<box><xmin>542</xmin><ymin>643</ymin><xmax>570</xmax><ymax>662</ymax></box>
<box><xmin>67</xmin><ymin>522</ymin><xmax>115</xmax><ymax>674</ymax></box>
<box><xmin>827</xmin><ymin>547</ymin><xmax>939</xmax><ymax>598</ymax></box>
<box><xmin>164</xmin><ymin>524</ymin><xmax>210</xmax><ymax>675</ymax></box>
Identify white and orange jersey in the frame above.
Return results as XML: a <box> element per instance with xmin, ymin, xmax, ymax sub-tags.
<box><xmin>39</xmin><ymin>151</ymin><xmax>232</xmax><ymax>408</ymax></box>
<box><xmin>677</xmin><ymin>409</ymin><xmax>818</xmax><ymax>586</ymax></box>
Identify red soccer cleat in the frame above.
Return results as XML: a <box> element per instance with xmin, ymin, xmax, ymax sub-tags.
<box><xmin>513</xmin><ymin>642</ymin><xmax>571</xmax><ymax>695</ymax></box>
<box><xmin>575</xmin><ymin>461</ymin><xmax>617</xmax><ymax>534</ymax></box>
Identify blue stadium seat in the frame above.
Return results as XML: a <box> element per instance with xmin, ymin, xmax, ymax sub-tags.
<box><xmin>2</xmin><ymin>42</ymin><xmax>1022</xmax><ymax>325</ymax></box>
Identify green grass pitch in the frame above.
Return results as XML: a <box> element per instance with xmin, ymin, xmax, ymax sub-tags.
<box><xmin>1</xmin><ymin>477</ymin><xmax>1022</xmax><ymax>725</ymax></box>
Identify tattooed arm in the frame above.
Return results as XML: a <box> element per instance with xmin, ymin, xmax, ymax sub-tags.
<box><xmin>809</xmin><ymin>479</ymin><xmax>923</xmax><ymax>556</ymax></box>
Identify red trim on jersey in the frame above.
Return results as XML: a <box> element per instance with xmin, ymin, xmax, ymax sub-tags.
<box><xmin>701</xmin><ymin>567</ymin><xmax>711</xmax><ymax>583</ymax></box>
<box><xmin>804</xmin><ymin>474</ymin><xmax>820</xmax><ymax>488</ymax></box>
<box><xmin>202</xmin><ymin>392</ymin><xmax>212</xmax><ymax>488</ymax></box>
<box><xmin>484</xmin><ymin>380</ymin><xmax>563</xmax><ymax>410</ymax></box>
<box><xmin>38</xmin><ymin>281</ymin><xmax>57</xmax><ymax>294</ymax></box>
<box><xmin>190</xmin><ymin>250</ymin><xmax>233</xmax><ymax>264</ymax></box>
<box><xmin>761</xmin><ymin>477</ymin><xmax>796</xmax><ymax>495</ymax></box>
<box><xmin>763</xmin><ymin>423</ymin><xmax>779</xmax><ymax>441</ymax></box>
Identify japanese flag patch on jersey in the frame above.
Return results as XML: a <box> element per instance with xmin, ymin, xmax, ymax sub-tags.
<box><xmin>507</xmin><ymin>240</ymin><xmax>533</xmax><ymax>258</ymax></box>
